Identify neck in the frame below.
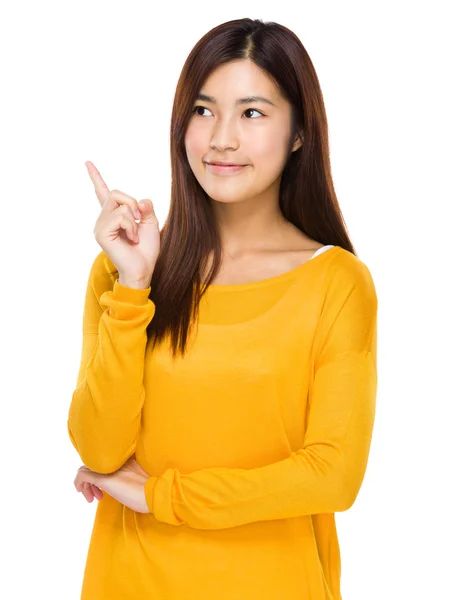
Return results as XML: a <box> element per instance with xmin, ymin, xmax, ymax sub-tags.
<box><xmin>210</xmin><ymin>192</ymin><xmax>290</xmax><ymax>259</ymax></box>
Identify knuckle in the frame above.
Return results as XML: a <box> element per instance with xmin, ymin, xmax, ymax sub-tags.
<box><xmin>114</xmin><ymin>204</ymin><xmax>129</xmax><ymax>217</ymax></box>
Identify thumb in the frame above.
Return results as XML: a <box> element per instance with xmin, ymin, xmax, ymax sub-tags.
<box><xmin>137</xmin><ymin>199</ymin><xmax>158</xmax><ymax>224</ymax></box>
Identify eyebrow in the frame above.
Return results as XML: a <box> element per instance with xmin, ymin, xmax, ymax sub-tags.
<box><xmin>195</xmin><ymin>93</ymin><xmax>277</xmax><ymax>107</ymax></box>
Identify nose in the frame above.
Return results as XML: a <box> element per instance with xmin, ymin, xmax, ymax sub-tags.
<box><xmin>209</xmin><ymin>118</ymin><xmax>239</xmax><ymax>152</ymax></box>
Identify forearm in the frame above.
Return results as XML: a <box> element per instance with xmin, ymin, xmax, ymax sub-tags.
<box><xmin>68</xmin><ymin>279</ymin><xmax>155</xmax><ymax>473</ymax></box>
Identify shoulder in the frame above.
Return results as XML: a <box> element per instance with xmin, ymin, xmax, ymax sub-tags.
<box><xmin>320</xmin><ymin>247</ymin><xmax>377</xmax><ymax>309</ymax></box>
<box><xmin>331</xmin><ymin>247</ymin><xmax>376</xmax><ymax>289</ymax></box>
<box><xmin>86</xmin><ymin>250</ymin><xmax>119</xmax><ymax>301</ymax></box>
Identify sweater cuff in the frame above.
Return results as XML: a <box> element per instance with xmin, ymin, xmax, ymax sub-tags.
<box><xmin>144</xmin><ymin>472</ymin><xmax>183</xmax><ymax>526</ymax></box>
<box><xmin>113</xmin><ymin>279</ymin><xmax>152</xmax><ymax>305</ymax></box>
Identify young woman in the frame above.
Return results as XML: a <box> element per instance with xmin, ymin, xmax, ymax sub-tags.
<box><xmin>69</xmin><ymin>17</ymin><xmax>378</xmax><ymax>600</ymax></box>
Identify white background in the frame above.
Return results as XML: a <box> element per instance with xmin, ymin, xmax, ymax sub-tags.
<box><xmin>1</xmin><ymin>1</ymin><xmax>463</xmax><ymax>598</ymax></box>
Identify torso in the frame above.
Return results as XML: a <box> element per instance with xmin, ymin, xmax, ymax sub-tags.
<box><xmin>202</xmin><ymin>228</ymin><xmax>326</xmax><ymax>286</ymax></box>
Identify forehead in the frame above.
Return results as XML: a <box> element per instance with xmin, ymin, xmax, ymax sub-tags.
<box><xmin>200</xmin><ymin>60</ymin><xmax>281</xmax><ymax>104</ymax></box>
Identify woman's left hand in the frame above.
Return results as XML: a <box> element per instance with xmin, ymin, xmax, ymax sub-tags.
<box><xmin>74</xmin><ymin>456</ymin><xmax>151</xmax><ymax>513</ymax></box>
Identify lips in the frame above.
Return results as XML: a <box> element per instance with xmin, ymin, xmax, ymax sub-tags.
<box><xmin>207</xmin><ymin>162</ymin><xmax>246</xmax><ymax>167</ymax></box>
<box><xmin>205</xmin><ymin>162</ymin><xmax>248</xmax><ymax>175</ymax></box>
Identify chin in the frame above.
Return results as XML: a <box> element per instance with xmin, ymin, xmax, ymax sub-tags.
<box><xmin>205</xmin><ymin>182</ymin><xmax>265</xmax><ymax>204</ymax></box>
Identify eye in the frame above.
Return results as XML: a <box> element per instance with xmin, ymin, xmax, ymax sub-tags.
<box><xmin>243</xmin><ymin>108</ymin><xmax>264</xmax><ymax>119</ymax></box>
<box><xmin>192</xmin><ymin>106</ymin><xmax>264</xmax><ymax>119</ymax></box>
<box><xmin>192</xmin><ymin>106</ymin><xmax>213</xmax><ymax>117</ymax></box>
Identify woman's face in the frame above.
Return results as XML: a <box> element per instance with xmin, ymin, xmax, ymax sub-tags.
<box><xmin>184</xmin><ymin>59</ymin><xmax>302</xmax><ymax>206</ymax></box>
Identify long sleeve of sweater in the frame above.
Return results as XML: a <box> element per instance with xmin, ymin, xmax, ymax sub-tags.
<box><xmin>144</xmin><ymin>269</ymin><xmax>377</xmax><ymax>530</ymax></box>
<box><xmin>67</xmin><ymin>251</ymin><xmax>155</xmax><ymax>473</ymax></box>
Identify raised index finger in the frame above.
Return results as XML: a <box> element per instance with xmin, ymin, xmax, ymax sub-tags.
<box><xmin>85</xmin><ymin>161</ymin><xmax>110</xmax><ymax>207</ymax></box>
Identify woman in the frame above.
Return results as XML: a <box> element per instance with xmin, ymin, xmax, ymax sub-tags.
<box><xmin>69</xmin><ymin>17</ymin><xmax>378</xmax><ymax>600</ymax></box>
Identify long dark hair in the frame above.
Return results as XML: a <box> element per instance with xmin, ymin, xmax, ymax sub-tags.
<box><xmin>144</xmin><ymin>18</ymin><xmax>356</xmax><ymax>358</ymax></box>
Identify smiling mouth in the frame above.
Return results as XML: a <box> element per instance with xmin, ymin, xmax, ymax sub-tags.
<box><xmin>205</xmin><ymin>163</ymin><xmax>248</xmax><ymax>175</ymax></box>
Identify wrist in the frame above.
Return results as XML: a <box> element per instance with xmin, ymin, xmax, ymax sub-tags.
<box><xmin>118</xmin><ymin>275</ymin><xmax>152</xmax><ymax>289</ymax></box>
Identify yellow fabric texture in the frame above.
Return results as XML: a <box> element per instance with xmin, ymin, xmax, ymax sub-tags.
<box><xmin>67</xmin><ymin>245</ymin><xmax>378</xmax><ymax>600</ymax></box>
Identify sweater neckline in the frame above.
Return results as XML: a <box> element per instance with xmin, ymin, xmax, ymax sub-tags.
<box><xmin>202</xmin><ymin>245</ymin><xmax>340</xmax><ymax>293</ymax></box>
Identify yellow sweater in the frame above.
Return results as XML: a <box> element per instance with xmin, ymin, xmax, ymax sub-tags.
<box><xmin>68</xmin><ymin>244</ymin><xmax>377</xmax><ymax>600</ymax></box>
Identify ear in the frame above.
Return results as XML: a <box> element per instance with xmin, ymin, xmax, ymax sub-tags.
<box><xmin>291</xmin><ymin>131</ymin><xmax>304</xmax><ymax>152</ymax></box>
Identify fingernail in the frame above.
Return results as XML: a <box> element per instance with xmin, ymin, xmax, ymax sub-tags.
<box><xmin>135</xmin><ymin>209</ymin><xmax>142</xmax><ymax>219</ymax></box>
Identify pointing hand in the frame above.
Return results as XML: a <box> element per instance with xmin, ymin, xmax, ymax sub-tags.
<box><xmin>86</xmin><ymin>161</ymin><xmax>160</xmax><ymax>286</ymax></box>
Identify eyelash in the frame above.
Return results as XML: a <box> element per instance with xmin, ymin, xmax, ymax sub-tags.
<box><xmin>192</xmin><ymin>105</ymin><xmax>265</xmax><ymax>119</ymax></box>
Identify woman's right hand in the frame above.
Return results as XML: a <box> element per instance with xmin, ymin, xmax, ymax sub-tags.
<box><xmin>86</xmin><ymin>161</ymin><xmax>160</xmax><ymax>285</ymax></box>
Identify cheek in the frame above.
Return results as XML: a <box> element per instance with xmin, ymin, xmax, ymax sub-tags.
<box><xmin>248</xmin><ymin>128</ymin><xmax>289</xmax><ymax>167</ymax></box>
<box><xmin>184</xmin><ymin>124</ymin><xmax>205</xmax><ymax>163</ymax></box>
